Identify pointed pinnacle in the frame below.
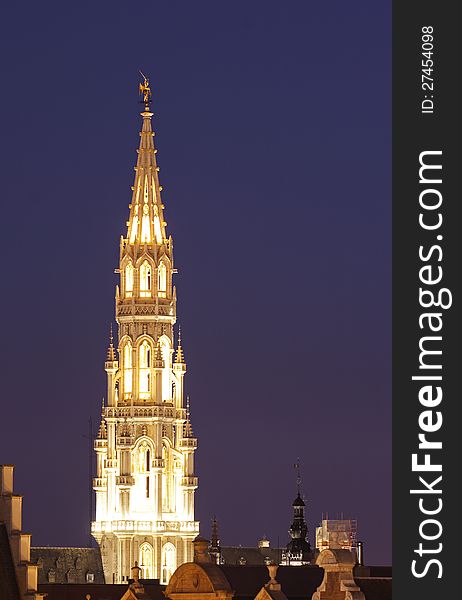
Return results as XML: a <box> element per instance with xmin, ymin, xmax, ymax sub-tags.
<box><xmin>175</xmin><ymin>325</ymin><xmax>185</xmax><ymax>364</ymax></box>
<box><xmin>155</xmin><ymin>340</ymin><xmax>164</xmax><ymax>367</ymax></box>
<box><xmin>107</xmin><ymin>324</ymin><xmax>116</xmax><ymax>361</ymax></box>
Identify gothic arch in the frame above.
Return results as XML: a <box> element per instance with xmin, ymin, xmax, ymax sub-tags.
<box><xmin>137</xmin><ymin>336</ymin><xmax>154</xmax><ymax>399</ymax></box>
<box><xmin>136</xmin><ymin>257</ymin><xmax>153</xmax><ymax>298</ymax></box>
<box><xmin>161</xmin><ymin>542</ymin><xmax>177</xmax><ymax>584</ymax></box>
<box><xmin>139</xmin><ymin>541</ymin><xmax>154</xmax><ymax>579</ymax></box>
<box><xmin>157</xmin><ymin>260</ymin><xmax>168</xmax><ymax>296</ymax></box>
<box><xmin>121</xmin><ymin>257</ymin><xmax>134</xmax><ymax>297</ymax></box>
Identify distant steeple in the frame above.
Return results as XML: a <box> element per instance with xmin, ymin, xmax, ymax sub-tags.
<box><xmin>282</xmin><ymin>461</ymin><xmax>312</xmax><ymax>565</ymax></box>
<box><xmin>209</xmin><ymin>516</ymin><xmax>222</xmax><ymax>564</ymax></box>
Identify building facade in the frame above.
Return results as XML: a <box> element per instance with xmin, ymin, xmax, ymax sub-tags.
<box><xmin>91</xmin><ymin>81</ymin><xmax>199</xmax><ymax>584</ymax></box>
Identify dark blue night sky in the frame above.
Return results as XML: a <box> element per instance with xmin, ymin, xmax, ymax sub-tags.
<box><xmin>0</xmin><ymin>2</ymin><xmax>391</xmax><ymax>564</ymax></box>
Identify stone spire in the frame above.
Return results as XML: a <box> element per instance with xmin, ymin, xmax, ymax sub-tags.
<box><xmin>126</xmin><ymin>79</ymin><xmax>167</xmax><ymax>247</ymax></box>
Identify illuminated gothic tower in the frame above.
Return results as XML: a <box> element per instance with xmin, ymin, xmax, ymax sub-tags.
<box><xmin>91</xmin><ymin>80</ymin><xmax>199</xmax><ymax>584</ymax></box>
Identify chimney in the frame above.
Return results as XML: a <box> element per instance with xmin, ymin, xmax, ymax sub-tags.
<box><xmin>0</xmin><ymin>465</ymin><xmax>14</xmax><ymax>495</ymax></box>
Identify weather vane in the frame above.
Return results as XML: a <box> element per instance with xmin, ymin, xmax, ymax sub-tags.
<box><xmin>139</xmin><ymin>71</ymin><xmax>152</xmax><ymax>105</ymax></box>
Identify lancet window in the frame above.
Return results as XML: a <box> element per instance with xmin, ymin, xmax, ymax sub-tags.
<box><xmin>140</xmin><ymin>261</ymin><xmax>152</xmax><ymax>297</ymax></box>
<box><xmin>139</xmin><ymin>340</ymin><xmax>152</xmax><ymax>399</ymax></box>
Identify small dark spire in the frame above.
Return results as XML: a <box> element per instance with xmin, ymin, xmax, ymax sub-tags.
<box><xmin>209</xmin><ymin>516</ymin><xmax>222</xmax><ymax>564</ymax></box>
<box><xmin>284</xmin><ymin>461</ymin><xmax>312</xmax><ymax>564</ymax></box>
<box><xmin>211</xmin><ymin>515</ymin><xmax>219</xmax><ymax>548</ymax></box>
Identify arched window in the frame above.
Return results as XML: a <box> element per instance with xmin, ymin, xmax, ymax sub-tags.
<box><xmin>139</xmin><ymin>340</ymin><xmax>152</xmax><ymax>399</ymax></box>
<box><xmin>123</xmin><ymin>341</ymin><xmax>133</xmax><ymax>397</ymax></box>
<box><xmin>158</xmin><ymin>262</ymin><xmax>167</xmax><ymax>298</ymax></box>
<box><xmin>125</xmin><ymin>262</ymin><xmax>134</xmax><ymax>297</ymax></box>
<box><xmin>140</xmin><ymin>261</ymin><xmax>152</xmax><ymax>297</ymax></box>
<box><xmin>139</xmin><ymin>542</ymin><xmax>154</xmax><ymax>580</ymax></box>
<box><xmin>161</xmin><ymin>543</ymin><xmax>176</xmax><ymax>584</ymax></box>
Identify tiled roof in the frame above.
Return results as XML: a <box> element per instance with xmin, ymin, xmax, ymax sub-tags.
<box><xmin>355</xmin><ymin>577</ymin><xmax>392</xmax><ymax>600</ymax></box>
<box><xmin>221</xmin><ymin>546</ymin><xmax>284</xmax><ymax>566</ymax></box>
<box><xmin>31</xmin><ymin>546</ymin><xmax>105</xmax><ymax>584</ymax></box>
<box><xmin>38</xmin><ymin>581</ymin><xmax>165</xmax><ymax>600</ymax></box>
<box><xmin>218</xmin><ymin>564</ymin><xmax>324</xmax><ymax>600</ymax></box>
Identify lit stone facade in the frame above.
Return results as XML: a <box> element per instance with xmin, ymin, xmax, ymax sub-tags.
<box><xmin>91</xmin><ymin>87</ymin><xmax>199</xmax><ymax>584</ymax></box>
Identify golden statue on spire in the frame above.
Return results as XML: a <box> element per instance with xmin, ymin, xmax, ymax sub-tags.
<box><xmin>139</xmin><ymin>71</ymin><xmax>152</xmax><ymax>105</ymax></box>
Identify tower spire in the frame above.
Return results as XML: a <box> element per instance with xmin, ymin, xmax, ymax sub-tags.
<box><xmin>126</xmin><ymin>75</ymin><xmax>166</xmax><ymax>246</ymax></box>
<box><xmin>93</xmin><ymin>83</ymin><xmax>198</xmax><ymax>584</ymax></box>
